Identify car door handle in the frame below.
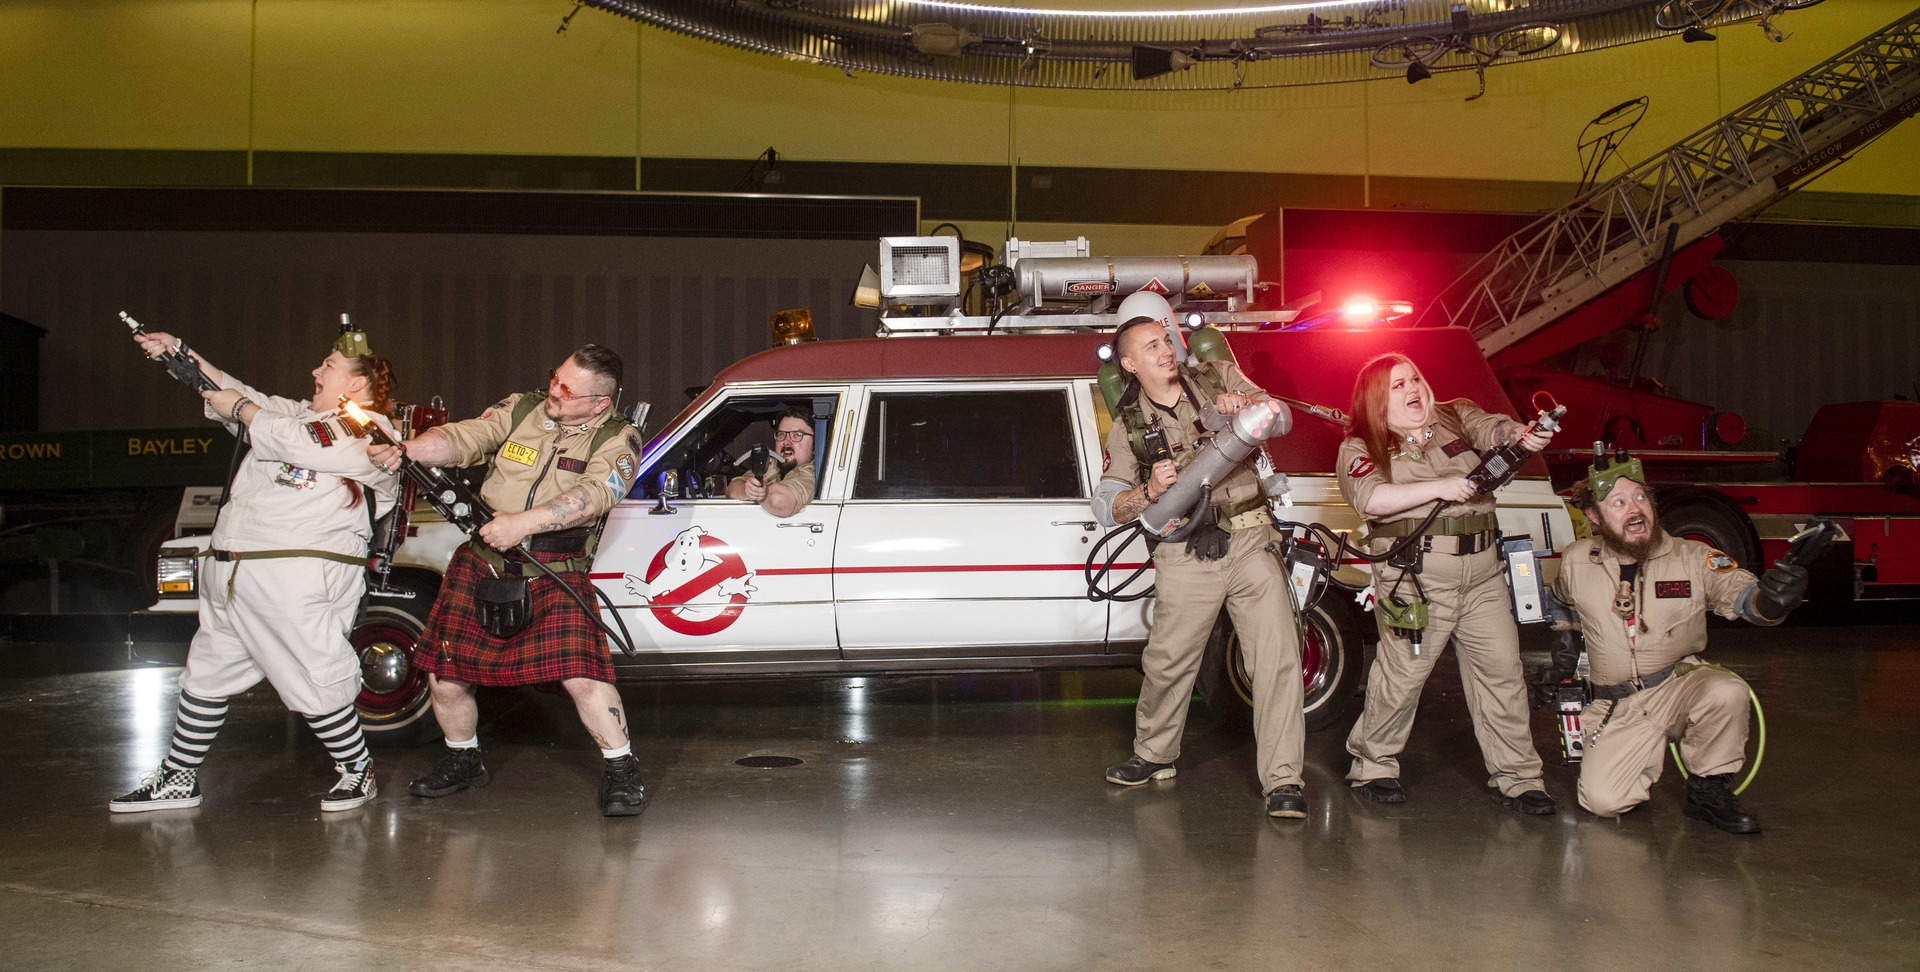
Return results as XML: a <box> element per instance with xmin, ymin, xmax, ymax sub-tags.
<box><xmin>778</xmin><ymin>521</ymin><xmax>825</xmax><ymax>533</ymax></box>
<box><xmin>1051</xmin><ymin>520</ymin><xmax>1099</xmax><ymax>531</ymax></box>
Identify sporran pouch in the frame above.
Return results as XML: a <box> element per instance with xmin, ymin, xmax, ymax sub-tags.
<box><xmin>476</xmin><ymin>573</ymin><xmax>532</xmax><ymax>639</ymax></box>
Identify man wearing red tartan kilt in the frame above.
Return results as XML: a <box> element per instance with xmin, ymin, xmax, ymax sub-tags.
<box><xmin>369</xmin><ymin>345</ymin><xmax>649</xmax><ymax>817</ymax></box>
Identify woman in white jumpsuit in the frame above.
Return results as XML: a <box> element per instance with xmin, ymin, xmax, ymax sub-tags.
<box><xmin>112</xmin><ymin>328</ymin><xmax>398</xmax><ymax>813</ymax></box>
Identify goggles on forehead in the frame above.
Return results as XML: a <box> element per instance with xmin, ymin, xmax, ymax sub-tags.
<box><xmin>1587</xmin><ymin>442</ymin><xmax>1645</xmax><ymax>502</ymax></box>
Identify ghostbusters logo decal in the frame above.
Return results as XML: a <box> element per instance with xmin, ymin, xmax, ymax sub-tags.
<box><xmin>1347</xmin><ymin>456</ymin><xmax>1375</xmax><ymax>479</ymax></box>
<box><xmin>1706</xmin><ymin>551</ymin><xmax>1739</xmax><ymax>572</ymax></box>
<box><xmin>624</xmin><ymin>526</ymin><xmax>758</xmax><ymax>636</ymax></box>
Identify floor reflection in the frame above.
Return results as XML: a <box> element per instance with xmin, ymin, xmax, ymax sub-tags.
<box><xmin>0</xmin><ymin>629</ymin><xmax>1916</xmax><ymax>968</ymax></box>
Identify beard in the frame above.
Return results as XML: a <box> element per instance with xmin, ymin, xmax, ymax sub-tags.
<box><xmin>1591</xmin><ymin>508</ymin><xmax>1663</xmax><ymax>562</ymax></box>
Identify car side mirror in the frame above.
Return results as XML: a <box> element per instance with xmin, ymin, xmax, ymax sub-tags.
<box><xmin>625</xmin><ymin>402</ymin><xmax>652</xmax><ymax>437</ymax></box>
<box><xmin>650</xmin><ymin>470</ymin><xmax>678</xmax><ymax>515</ymax></box>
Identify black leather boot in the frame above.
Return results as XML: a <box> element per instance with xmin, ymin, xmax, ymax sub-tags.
<box><xmin>408</xmin><ymin>746</ymin><xmax>490</xmax><ymax>798</ymax></box>
<box><xmin>600</xmin><ymin>755</ymin><xmax>649</xmax><ymax>817</ymax></box>
<box><xmin>1684</xmin><ymin>773</ymin><xmax>1762</xmax><ymax>834</ymax></box>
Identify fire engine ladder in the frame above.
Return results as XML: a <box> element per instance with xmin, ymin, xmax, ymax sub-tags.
<box><xmin>1422</xmin><ymin>6</ymin><xmax>1920</xmax><ymax>361</ymax></box>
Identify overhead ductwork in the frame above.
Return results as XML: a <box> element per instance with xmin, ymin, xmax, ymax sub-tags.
<box><xmin>578</xmin><ymin>0</ymin><xmax>1802</xmax><ymax>91</ymax></box>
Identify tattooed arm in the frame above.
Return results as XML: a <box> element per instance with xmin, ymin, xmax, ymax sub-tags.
<box><xmin>477</xmin><ymin>484</ymin><xmax>602</xmax><ymax>551</ymax></box>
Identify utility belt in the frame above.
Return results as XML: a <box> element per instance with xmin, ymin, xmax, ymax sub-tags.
<box><xmin>1215</xmin><ymin>497</ymin><xmax>1270</xmax><ymax>532</ymax></box>
<box><xmin>201</xmin><ymin>547</ymin><xmax>366</xmax><ymax>567</ymax></box>
<box><xmin>467</xmin><ymin>527</ymin><xmax>595</xmax><ymax>577</ymax></box>
<box><xmin>1366</xmin><ymin>512</ymin><xmax>1497</xmax><ymax>555</ymax></box>
<box><xmin>1592</xmin><ymin>663</ymin><xmax>1676</xmax><ymax>701</ymax></box>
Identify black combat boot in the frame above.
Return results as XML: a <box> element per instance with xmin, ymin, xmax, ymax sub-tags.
<box><xmin>1265</xmin><ymin>784</ymin><xmax>1307</xmax><ymax>819</ymax></box>
<box><xmin>408</xmin><ymin>746</ymin><xmax>490</xmax><ymax>798</ymax></box>
<box><xmin>1355</xmin><ymin>778</ymin><xmax>1407</xmax><ymax>804</ymax></box>
<box><xmin>1489</xmin><ymin>786</ymin><xmax>1557</xmax><ymax>816</ymax></box>
<box><xmin>600</xmin><ymin>755</ymin><xmax>649</xmax><ymax>817</ymax></box>
<box><xmin>1104</xmin><ymin>755</ymin><xmax>1176</xmax><ymax>786</ymax></box>
<box><xmin>1685</xmin><ymin>773</ymin><xmax>1762</xmax><ymax>834</ymax></box>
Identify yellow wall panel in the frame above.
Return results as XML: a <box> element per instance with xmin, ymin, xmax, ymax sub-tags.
<box><xmin>0</xmin><ymin>0</ymin><xmax>251</xmax><ymax>149</ymax></box>
<box><xmin>0</xmin><ymin>0</ymin><xmax>1914</xmax><ymax>203</ymax></box>
<box><xmin>251</xmin><ymin>0</ymin><xmax>637</xmax><ymax>156</ymax></box>
<box><xmin>637</xmin><ymin>28</ymin><xmax>1014</xmax><ymax>164</ymax></box>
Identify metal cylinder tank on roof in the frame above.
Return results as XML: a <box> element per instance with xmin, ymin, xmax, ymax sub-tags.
<box><xmin>1015</xmin><ymin>255</ymin><xmax>1258</xmax><ymax>303</ymax></box>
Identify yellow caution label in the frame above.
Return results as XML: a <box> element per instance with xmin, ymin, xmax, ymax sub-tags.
<box><xmin>499</xmin><ymin>441</ymin><xmax>540</xmax><ymax>467</ymax></box>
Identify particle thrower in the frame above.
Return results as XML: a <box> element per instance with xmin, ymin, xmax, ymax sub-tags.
<box><xmin>336</xmin><ymin>396</ymin><xmax>637</xmax><ymax>657</ymax></box>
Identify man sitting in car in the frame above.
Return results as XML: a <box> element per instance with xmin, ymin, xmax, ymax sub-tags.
<box><xmin>727</xmin><ymin>406</ymin><xmax>817</xmax><ymax>518</ymax></box>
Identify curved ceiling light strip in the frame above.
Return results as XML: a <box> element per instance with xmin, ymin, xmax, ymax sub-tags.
<box><xmin>581</xmin><ymin>0</ymin><xmax>1764</xmax><ymax>90</ymax></box>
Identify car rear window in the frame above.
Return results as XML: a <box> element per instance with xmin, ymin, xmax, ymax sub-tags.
<box><xmin>853</xmin><ymin>390</ymin><xmax>1081</xmax><ymax>500</ymax></box>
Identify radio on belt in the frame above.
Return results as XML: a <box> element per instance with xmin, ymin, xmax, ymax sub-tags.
<box><xmin>1499</xmin><ymin>535</ymin><xmax>1547</xmax><ymax>624</ymax></box>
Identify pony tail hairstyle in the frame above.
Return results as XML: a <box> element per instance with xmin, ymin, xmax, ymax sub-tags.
<box><xmin>348</xmin><ymin>354</ymin><xmax>395</xmax><ymax>413</ymax></box>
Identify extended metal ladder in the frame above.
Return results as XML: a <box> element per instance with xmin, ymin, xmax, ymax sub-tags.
<box><xmin>1423</xmin><ymin>7</ymin><xmax>1920</xmax><ymax>359</ymax></box>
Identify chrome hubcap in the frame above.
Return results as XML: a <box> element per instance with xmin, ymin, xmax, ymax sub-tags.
<box><xmin>359</xmin><ymin>640</ymin><xmax>411</xmax><ymax>693</ymax></box>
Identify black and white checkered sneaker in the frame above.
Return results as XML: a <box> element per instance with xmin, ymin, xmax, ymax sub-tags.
<box><xmin>110</xmin><ymin>766</ymin><xmax>202</xmax><ymax>813</ymax></box>
<box><xmin>321</xmin><ymin>762</ymin><xmax>377</xmax><ymax>812</ymax></box>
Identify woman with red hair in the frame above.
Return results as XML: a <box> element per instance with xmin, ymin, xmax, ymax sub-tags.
<box><xmin>1336</xmin><ymin>353</ymin><xmax>1557</xmax><ymax>815</ymax></box>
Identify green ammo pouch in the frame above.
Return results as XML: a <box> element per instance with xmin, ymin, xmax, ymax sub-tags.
<box><xmin>476</xmin><ymin>574</ymin><xmax>532</xmax><ymax>639</ymax></box>
<box><xmin>1379</xmin><ymin>595</ymin><xmax>1430</xmax><ymax>634</ymax></box>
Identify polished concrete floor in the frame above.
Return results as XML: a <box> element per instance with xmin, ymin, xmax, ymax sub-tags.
<box><xmin>2</xmin><ymin>623</ymin><xmax>1918</xmax><ymax>971</ymax></box>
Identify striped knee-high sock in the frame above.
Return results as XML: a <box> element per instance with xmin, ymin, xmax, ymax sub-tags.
<box><xmin>305</xmin><ymin>705</ymin><xmax>370</xmax><ymax>768</ymax></box>
<box><xmin>161</xmin><ymin>692</ymin><xmax>229</xmax><ymax>771</ymax></box>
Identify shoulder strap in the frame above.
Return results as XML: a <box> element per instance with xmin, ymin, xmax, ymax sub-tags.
<box><xmin>484</xmin><ymin>391</ymin><xmax>547</xmax><ymax>479</ymax></box>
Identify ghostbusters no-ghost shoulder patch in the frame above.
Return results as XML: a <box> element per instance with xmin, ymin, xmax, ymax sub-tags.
<box><xmin>1706</xmin><ymin>550</ymin><xmax>1740</xmax><ymax>572</ymax></box>
<box><xmin>1347</xmin><ymin>456</ymin><xmax>1375</xmax><ymax>479</ymax></box>
<box><xmin>616</xmin><ymin>454</ymin><xmax>636</xmax><ymax>482</ymax></box>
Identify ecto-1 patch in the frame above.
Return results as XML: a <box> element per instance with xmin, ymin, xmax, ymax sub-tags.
<box><xmin>1347</xmin><ymin>456</ymin><xmax>1375</xmax><ymax>479</ymax></box>
<box><xmin>1654</xmin><ymin>580</ymin><xmax>1692</xmax><ymax>599</ymax></box>
<box><xmin>305</xmin><ymin>421</ymin><xmax>335</xmax><ymax>447</ymax></box>
<box><xmin>498</xmin><ymin>441</ymin><xmax>539</xmax><ymax>466</ymax></box>
<box><xmin>1706</xmin><ymin>551</ymin><xmax>1739</xmax><ymax>572</ymax></box>
<box><xmin>624</xmin><ymin>526</ymin><xmax>758</xmax><ymax>636</ymax></box>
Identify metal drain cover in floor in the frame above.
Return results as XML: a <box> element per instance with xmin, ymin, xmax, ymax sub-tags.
<box><xmin>735</xmin><ymin>755</ymin><xmax>804</xmax><ymax>768</ymax></box>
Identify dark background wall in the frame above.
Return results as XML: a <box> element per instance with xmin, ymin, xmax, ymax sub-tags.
<box><xmin>0</xmin><ymin>189</ymin><xmax>910</xmax><ymax>431</ymax></box>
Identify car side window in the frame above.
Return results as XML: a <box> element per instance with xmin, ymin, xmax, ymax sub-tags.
<box><xmin>638</xmin><ymin>393</ymin><xmax>838</xmax><ymax>499</ymax></box>
<box><xmin>853</xmin><ymin>389</ymin><xmax>1082</xmax><ymax>500</ymax></box>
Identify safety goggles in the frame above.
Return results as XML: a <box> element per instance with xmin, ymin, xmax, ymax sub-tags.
<box><xmin>548</xmin><ymin>369</ymin><xmax>610</xmax><ymax>403</ymax></box>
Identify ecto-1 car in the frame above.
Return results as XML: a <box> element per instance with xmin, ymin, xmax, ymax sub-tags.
<box><xmin>150</xmin><ymin>315</ymin><xmax>1573</xmax><ymax>747</ymax></box>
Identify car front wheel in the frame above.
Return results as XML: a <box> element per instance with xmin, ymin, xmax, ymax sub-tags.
<box><xmin>353</xmin><ymin>584</ymin><xmax>441</xmax><ymax>747</ymax></box>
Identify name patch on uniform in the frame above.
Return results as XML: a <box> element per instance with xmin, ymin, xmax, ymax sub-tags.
<box><xmin>1655</xmin><ymin>580</ymin><xmax>1692</xmax><ymax>599</ymax></box>
<box><xmin>305</xmin><ymin>421</ymin><xmax>335</xmax><ymax>447</ymax></box>
<box><xmin>556</xmin><ymin>456</ymin><xmax>587</xmax><ymax>473</ymax></box>
<box><xmin>1706</xmin><ymin>551</ymin><xmax>1739</xmax><ymax>572</ymax></box>
<box><xmin>1441</xmin><ymin>439</ymin><xmax>1472</xmax><ymax>458</ymax></box>
<box><xmin>1348</xmin><ymin>456</ymin><xmax>1375</xmax><ymax>479</ymax></box>
<box><xmin>498</xmin><ymin>441</ymin><xmax>539</xmax><ymax>467</ymax></box>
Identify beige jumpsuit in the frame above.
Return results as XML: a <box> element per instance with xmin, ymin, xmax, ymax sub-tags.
<box><xmin>180</xmin><ymin>378</ymin><xmax>399</xmax><ymax>716</ymax></box>
<box><xmin>1100</xmin><ymin>361</ymin><xmax>1306</xmax><ymax>794</ymax></box>
<box><xmin>1552</xmin><ymin>534</ymin><xmax>1761</xmax><ymax>817</ymax></box>
<box><xmin>1335</xmin><ymin>401</ymin><xmax>1546</xmax><ymax>798</ymax></box>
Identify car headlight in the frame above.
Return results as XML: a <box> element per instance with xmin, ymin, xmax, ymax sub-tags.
<box><xmin>157</xmin><ymin>547</ymin><xmax>200</xmax><ymax>598</ymax></box>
